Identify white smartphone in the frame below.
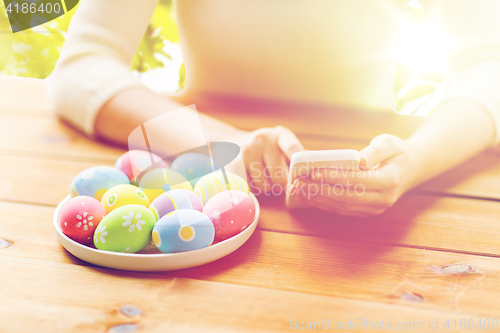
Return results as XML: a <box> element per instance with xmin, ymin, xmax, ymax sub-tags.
<box><xmin>285</xmin><ymin>149</ymin><xmax>360</xmax><ymax>209</ymax></box>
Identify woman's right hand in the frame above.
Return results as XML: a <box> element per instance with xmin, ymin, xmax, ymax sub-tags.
<box><xmin>231</xmin><ymin>126</ymin><xmax>304</xmax><ymax>195</ymax></box>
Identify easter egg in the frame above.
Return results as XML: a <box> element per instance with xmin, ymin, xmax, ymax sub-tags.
<box><xmin>94</xmin><ymin>205</ymin><xmax>156</xmax><ymax>253</ymax></box>
<box><xmin>70</xmin><ymin>166</ymin><xmax>130</xmax><ymax>201</ymax></box>
<box><xmin>194</xmin><ymin>171</ymin><xmax>249</xmax><ymax>205</ymax></box>
<box><xmin>101</xmin><ymin>184</ymin><xmax>150</xmax><ymax>213</ymax></box>
<box><xmin>152</xmin><ymin>209</ymin><xmax>215</xmax><ymax>253</ymax></box>
<box><xmin>138</xmin><ymin>168</ymin><xmax>193</xmax><ymax>202</ymax></box>
<box><xmin>59</xmin><ymin>196</ymin><xmax>106</xmax><ymax>244</ymax></box>
<box><xmin>203</xmin><ymin>190</ymin><xmax>255</xmax><ymax>241</ymax></box>
<box><xmin>149</xmin><ymin>189</ymin><xmax>203</xmax><ymax>220</ymax></box>
<box><xmin>171</xmin><ymin>153</ymin><xmax>219</xmax><ymax>187</ymax></box>
<box><xmin>115</xmin><ymin>150</ymin><xmax>169</xmax><ymax>184</ymax></box>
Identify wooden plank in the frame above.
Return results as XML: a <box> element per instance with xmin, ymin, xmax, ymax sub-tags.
<box><xmin>0</xmin><ymin>113</ymin><xmax>367</xmax><ymax>161</ymax></box>
<box><xmin>257</xmin><ymin>193</ymin><xmax>500</xmax><ymax>256</ymax></box>
<box><xmin>0</xmin><ymin>138</ymin><xmax>363</xmax><ymax>206</ymax></box>
<box><xmin>417</xmin><ymin>152</ymin><xmax>500</xmax><ymax>200</ymax></box>
<box><xmin>0</xmin><ymin>114</ymin><xmax>124</xmax><ymax>161</ymax></box>
<box><xmin>0</xmin><ymin>76</ymin><xmax>418</xmax><ymax>142</ymax></box>
<box><xmin>0</xmin><ymin>76</ymin><xmax>51</xmax><ymax>117</ymax></box>
<box><xmin>287</xmin><ymin>136</ymin><xmax>500</xmax><ymax>200</ymax></box>
<box><xmin>3</xmin><ymin>115</ymin><xmax>500</xmax><ymax>201</ymax></box>
<box><xmin>1</xmin><ymin>85</ymin><xmax>499</xmax><ymax>201</ymax></box>
<box><xmin>2</xmin><ymin>154</ymin><xmax>500</xmax><ymax>256</ymax></box>
<box><xmin>2</xmin><ymin>76</ymin><xmax>500</xmax><ymax>157</ymax></box>
<box><xmin>0</xmin><ymin>155</ymin><xmax>113</xmax><ymax>206</ymax></box>
<box><xmin>2</xmin><ymin>201</ymin><xmax>500</xmax><ymax>318</ymax></box>
<box><xmin>181</xmin><ymin>92</ymin><xmax>424</xmax><ymax>141</ymax></box>
<box><xmin>1</xmin><ymin>257</ymin><xmax>494</xmax><ymax>333</ymax></box>
<box><xmin>3</xmin><ymin>109</ymin><xmax>500</xmax><ymax>201</ymax></box>
<box><xmin>0</xmin><ymin>76</ymin><xmax>422</xmax><ymax>140</ymax></box>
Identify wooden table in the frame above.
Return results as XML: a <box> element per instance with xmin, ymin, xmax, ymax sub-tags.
<box><xmin>1</xmin><ymin>76</ymin><xmax>500</xmax><ymax>332</ymax></box>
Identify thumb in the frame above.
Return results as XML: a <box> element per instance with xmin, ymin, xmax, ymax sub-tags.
<box><xmin>276</xmin><ymin>126</ymin><xmax>304</xmax><ymax>159</ymax></box>
<box><xmin>359</xmin><ymin>134</ymin><xmax>404</xmax><ymax>170</ymax></box>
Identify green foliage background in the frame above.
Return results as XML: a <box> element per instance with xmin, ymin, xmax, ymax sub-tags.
<box><xmin>0</xmin><ymin>0</ymin><xmax>185</xmax><ymax>89</ymax></box>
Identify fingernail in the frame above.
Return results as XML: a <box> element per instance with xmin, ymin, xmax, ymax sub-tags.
<box><xmin>360</xmin><ymin>156</ymin><xmax>369</xmax><ymax>169</ymax></box>
<box><xmin>313</xmin><ymin>172</ymin><xmax>324</xmax><ymax>180</ymax></box>
<box><xmin>289</xmin><ymin>184</ymin><xmax>296</xmax><ymax>195</ymax></box>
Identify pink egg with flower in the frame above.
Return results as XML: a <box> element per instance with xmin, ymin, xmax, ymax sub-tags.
<box><xmin>202</xmin><ymin>190</ymin><xmax>255</xmax><ymax>241</ymax></box>
<box><xmin>115</xmin><ymin>150</ymin><xmax>169</xmax><ymax>184</ymax></box>
<box><xmin>59</xmin><ymin>196</ymin><xmax>107</xmax><ymax>244</ymax></box>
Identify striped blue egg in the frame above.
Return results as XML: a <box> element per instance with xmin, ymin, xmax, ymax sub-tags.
<box><xmin>149</xmin><ymin>189</ymin><xmax>203</xmax><ymax>220</ymax></box>
<box><xmin>152</xmin><ymin>209</ymin><xmax>215</xmax><ymax>253</ymax></box>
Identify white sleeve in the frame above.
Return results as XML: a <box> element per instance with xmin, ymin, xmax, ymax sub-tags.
<box><xmin>438</xmin><ymin>0</ymin><xmax>500</xmax><ymax>147</ymax></box>
<box><xmin>47</xmin><ymin>0</ymin><xmax>158</xmax><ymax>136</ymax></box>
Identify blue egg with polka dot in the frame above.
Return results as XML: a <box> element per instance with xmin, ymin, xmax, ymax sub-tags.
<box><xmin>70</xmin><ymin>166</ymin><xmax>130</xmax><ymax>202</ymax></box>
<box><xmin>152</xmin><ymin>209</ymin><xmax>215</xmax><ymax>253</ymax></box>
<box><xmin>171</xmin><ymin>153</ymin><xmax>220</xmax><ymax>187</ymax></box>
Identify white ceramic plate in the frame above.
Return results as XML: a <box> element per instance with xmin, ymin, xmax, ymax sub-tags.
<box><xmin>53</xmin><ymin>194</ymin><xmax>260</xmax><ymax>271</ymax></box>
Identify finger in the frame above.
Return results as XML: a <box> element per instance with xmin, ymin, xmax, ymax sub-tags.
<box><xmin>359</xmin><ymin>134</ymin><xmax>404</xmax><ymax>170</ymax></box>
<box><xmin>263</xmin><ymin>148</ymin><xmax>289</xmax><ymax>187</ymax></box>
<box><xmin>296</xmin><ymin>191</ymin><xmax>386</xmax><ymax>216</ymax></box>
<box><xmin>294</xmin><ymin>177</ymin><xmax>386</xmax><ymax>207</ymax></box>
<box><xmin>276</xmin><ymin>126</ymin><xmax>304</xmax><ymax>159</ymax></box>
<box><xmin>294</xmin><ymin>178</ymin><xmax>387</xmax><ymax>211</ymax></box>
<box><xmin>310</xmin><ymin>166</ymin><xmax>396</xmax><ymax>191</ymax></box>
<box><xmin>244</xmin><ymin>151</ymin><xmax>271</xmax><ymax>195</ymax></box>
<box><xmin>249</xmin><ymin>162</ymin><xmax>271</xmax><ymax>195</ymax></box>
<box><xmin>297</xmin><ymin>196</ymin><xmax>382</xmax><ymax>218</ymax></box>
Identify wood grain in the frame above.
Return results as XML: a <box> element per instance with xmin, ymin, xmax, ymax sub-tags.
<box><xmin>300</xmin><ymin>136</ymin><xmax>500</xmax><ymax>200</ymax></box>
<box><xmin>2</xmin><ymin>114</ymin><xmax>500</xmax><ymax>202</ymax></box>
<box><xmin>0</xmin><ymin>76</ymin><xmax>423</xmax><ymax>141</ymax></box>
<box><xmin>181</xmin><ymin>92</ymin><xmax>424</xmax><ymax>141</ymax></box>
<box><xmin>417</xmin><ymin>153</ymin><xmax>500</xmax><ymax>200</ymax></box>
<box><xmin>0</xmin><ymin>112</ymin><xmax>368</xmax><ymax>160</ymax></box>
<box><xmin>2</xmin><ymin>256</ymin><xmax>494</xmax><ymax>333</ymax></box>
<box><xmin>0</xmin><ymin>76</ymin><xmax>51</xmax><ymax>117</ymax></box>
<box><xmin>2</xmin><ymin>76</ymin><xmax>499</xmax><ymax>155</ymax></box>
<box><xmin>0</xmin><ymin>114</ymin><xmax>124</xmax><ymax>161</ymax></box>
<box><xmin>0</xmin><ymin>155</ymin><xmax>114</xmax><ymax>206</ymax></box>
<box><xmin>3</xmin><ymin>76</ymin><xmax>500</xmax><ymax>332</ymax></box>
<box><xmin>2</xmin><ymin>201</ymin><xmax>500</xmax><ymax>319</ymax></box>
<box><xmin>2</xmin><ymin>153</ymin><xmax>500</xmax><ymax>257</ymax></box>
<box><xmin>257</xmin><ymin>193</ymin><xmax>500</xmax><ymax>256</ymax></box>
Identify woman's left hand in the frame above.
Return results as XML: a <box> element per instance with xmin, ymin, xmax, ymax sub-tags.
<box><xmin>288</xmin><ymin>134</ymin><xmax>418</xmax><ymax>217</ymax></box>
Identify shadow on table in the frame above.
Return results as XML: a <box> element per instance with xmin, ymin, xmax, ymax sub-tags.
<box><xmin>144</xmin><ymin>193</ymin><xmax>436</xmax><ymax>283</ymax></box>
<box><xmin>254</xmin><ymin>193</ymin><xmax>437</xmax><ymax>276</ymax></box>
<box><xmin>57</xmin><ymin>186</ymin><xmax>438</xmax><ymax>291</ymax></box>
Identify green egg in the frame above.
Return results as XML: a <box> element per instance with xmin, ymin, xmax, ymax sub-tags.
<box><xmin>93</xmin><ymin>204</ymin><xmax>156</xmax><ymax>253</ymax></box>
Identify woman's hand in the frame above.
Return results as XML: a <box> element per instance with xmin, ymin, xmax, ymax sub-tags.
<box><xmin>288</xmin><ymin>134</ymin><xmax>418</xmax><ymax>217</ymax></box>
<box><xmin>235</xmin><ymin>126</ymin><xmax>304</xmax><ymax>195</ymax></box>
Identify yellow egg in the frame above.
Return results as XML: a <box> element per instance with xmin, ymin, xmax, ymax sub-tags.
<box><xmin>101</xmin><ymin>184</ymin><xmax>150</xmax><ymax>213</ymax></box>
<box><xmin>194</xmin><ymin>171</ymin><xmax>249</xmax><ymax>204</ymax></box>
<box><xmin>138</xmin><ymin>168</ymin><xmax>193</xmax><ymax>202</ymax></box>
